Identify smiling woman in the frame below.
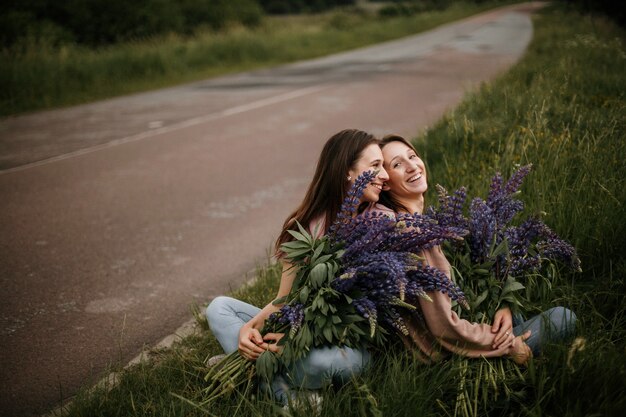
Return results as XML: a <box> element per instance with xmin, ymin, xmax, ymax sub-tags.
<box><xmin>379</xmin><ymin>135</ymin><xmax>427</xmax><ymax>214</ymax></box>
<box><xmin>348</xmin><ymin>143</ymin><xmax>389</xmax><ymax>206</ymax></box>
<box><xmin>378</xmin><ymin>135</ymin><xmax>427</xmax><ymax>215</ymax></box>
<box><xmin>205</xmin><ymin>129</ymin><xmax>388</xmax><ymax>404</ymax></box>
<box><xmin>376</xmin><ymin>134</ymin><xmax>577</xmax><ymax>364</ymax></box>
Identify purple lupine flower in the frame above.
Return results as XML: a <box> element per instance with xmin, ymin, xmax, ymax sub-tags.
<box><xmin>333</xmin><ymin>270</ymin><xmax>356</xmax><ymax>293</ymax></box>
<box><xmin>275</xmin><ymin>303</ymin><xmax>304</xmax><ymax>337</ymax></box>
<box><xmin>353</xmin><ymin>297</ymin><xmax>378</xmax><ymax>337</ymax></box>
<box><xmin>381</xmin><ymin>213</ymin><xmax>467</xmax><ymax>256</ymax></box>
<box><xmin>429</xmin><ymin>184</ymin><xmax>469</xmax><ymax>230</ymax></box>
<box><xmin>483</xmin><ymin>165</ymin><xmax>532</xmax><ymax>228</ymax></box>
<box><xmin>505</xmin><ymin>218</ymin><xmax>544</xmax><ymax>276</ymax></box>
<box><xmin>339</xmin><ymin>213</ymin><xmax>397</xmax><ymax>262</ymax></box>
<box><xmin>538</xmin><ymin>237</ymin><xmax>581</xmax><ymax>271</ymax></box>
<box><xmin>468</xmin><ymin>198</ymin><xmax>496</xmax><ymax>263</ymax></box>
<box><xmin>406</xmin><ymin>264</ymin><xmax>469</xmax><ymax>309</ymax></box>
<box><xmin>509</xmin><ymin>254</ymin><xmax>542</xmax><ymax>277</ymax></box>
<box><xmin>486</xmin><ymin>171</ymin><xmax>504</xmax><ymax>208</ymax></box>
<box><xmin>382</xmin><ymin>307</ymin><xmax>409</xmax><ymax>336</ymax></box>
<box><xmin>504</xmin><ymin>217</ymin><xmax>581</xmax><ymax>276</ymax></box>
<box><xmin>505</xmin><ymin>164</ymin><xmax>532</xmax><ymax>195</ymax></box>
<box><xmin>330</xmin><ymin>170</ymin><xmax>377</xmax><ymax>239</ymax></box>
<box><xmin>353</xmin><ymin>297</ymin><xmax>377</xmax><ymax>320</ymax></box>
<box><xmin>449</xmin><ymin>186</ymin><xmax>469</xmax><ymax>228</ymax></box>
<box><xmin>494</xmin><ymin>198</ymin><xmax>525</xmax><ymax>227</ymax></box>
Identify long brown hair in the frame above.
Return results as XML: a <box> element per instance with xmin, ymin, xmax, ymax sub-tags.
<box><xmin>378</xmin><ymin>134</ymin><xmax>422</xmax><ymax>214</ymax></box>
<box><xmin>275</xmin><ymin>129</ymin><xmax>379</xmax><ymax>254</ymax></box>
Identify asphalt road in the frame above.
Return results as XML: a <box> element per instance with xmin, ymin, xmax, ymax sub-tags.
<box><xmin>0</xmin><ymin>3</ymin><xmax>542</xmax><ymax>416</ymax></box>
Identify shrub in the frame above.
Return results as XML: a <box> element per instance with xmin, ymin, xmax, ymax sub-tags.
<box><xmin>0</xmin><ymin>0</ymin><xmax>263</xmax><ymax>47</ymax></box>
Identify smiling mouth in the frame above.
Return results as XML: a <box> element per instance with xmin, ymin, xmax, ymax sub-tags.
<box><xmin>408</xmin><ymin>174</ymin><xmax>422</xmax><ymax>182</ymax></box>
<box><xmin>371</xmin><ymin>183</ymin><xmax>383</xmax><ymax>191</ymax></box>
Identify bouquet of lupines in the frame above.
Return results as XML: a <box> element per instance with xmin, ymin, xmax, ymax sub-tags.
<box><xmin>427</xmin><ymin>164</ymin><xmax>581</xmax><ymax>322</ymax></box>
<box><xmin>201</xmin><ymin>171</ymin><xmax>468</xmax><ymax>404</ymax></box>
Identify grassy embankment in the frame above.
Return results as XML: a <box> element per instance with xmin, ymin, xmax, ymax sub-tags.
<box><xmin>62</xmin><ymin>4</ymin><xmax>625</xmax><ymax>417</ymax></box>
<box><xmin>0</xmin><ymin>1</ymin><xmax>509</xmax><ymax>117</ymax></box>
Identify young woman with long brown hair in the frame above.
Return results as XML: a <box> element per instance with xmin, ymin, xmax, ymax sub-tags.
<box><xmin>206</xmin><ymin>129</ymin><xmax>389</xmax><ymax>404</ymax></box>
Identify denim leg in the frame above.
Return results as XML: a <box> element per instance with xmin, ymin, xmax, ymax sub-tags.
<box><xmin>262</xmin><ymin>345</ymin><xmax>370</xmax><ymax>405</ymax></box>
<box><xmin>205</xmin><ymin>296</ymin><xmax>261</xmax><ymax>354</ymax></box>
<box><xmin>207</xmin><ymin>297</ymin><xmax>370</xmax><ymax>405</ymax></box>
<box><xmin>512</xmin><ymin>306</ymin><xmax>577</xmax><ymax>356</ymax></box>
<box><xmin>288</xmin><ymin>346</ymin><xmax>371</xmax><ymax>389</ymax></box>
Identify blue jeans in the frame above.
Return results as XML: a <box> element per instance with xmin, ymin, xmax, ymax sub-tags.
<box><xmin>512</xmin><ymin>306</ymin><xmax>577</xmax><ymax>357</ymax></box>
<box><xmin>205</xmin><ymin>296</ymin><xmax>371</xmax><ymax>404</ymax></box>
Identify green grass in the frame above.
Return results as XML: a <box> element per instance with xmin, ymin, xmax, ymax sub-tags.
<box><xmin>61</xmin><ymin>4</ymin><xmax>626</xmax><ymax>417</ymax></box>
<box><xmin>0</xmin><ymin>1</ymin><xmax>512</xmax><ymax>117</ymax></box>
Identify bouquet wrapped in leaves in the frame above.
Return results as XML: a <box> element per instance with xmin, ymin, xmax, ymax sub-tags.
<box><xmin>202</xmin><ymin>171</ymin><xmax>468</xmax><ymax>403</ymax></box>
<box><xmin>427</xmin><ymin>164</ymin><xmax>581</xmax><ymax>322</ymax></box>
<box><xmin>424</xmin><ymin>165</ymin><xmax>581</xmax><ymax>417</ymax></box>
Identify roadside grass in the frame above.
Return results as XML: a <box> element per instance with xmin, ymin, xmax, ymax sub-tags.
<box><xmin>61</xmin><ymin>4</ymin><xmax>626</xmax><ymax>417</ymax></box>
<box><xmin>0</xmin><ymin>1</ymin><xmax>512</xmax><ymax>117</ymax></box>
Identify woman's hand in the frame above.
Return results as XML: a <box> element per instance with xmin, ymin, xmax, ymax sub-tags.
<box><xmin>263</xmin><ymin>333</ymin><xmax>285</xmax><ymax>354</ymax></box>
<box><xmin>238</xmin><ymin>324</ymin><xmax>266</xmax><ymax>361</ymax></box>
<box><xmin>491</xmin><ymin>307</ymin><xmax>514</xmax><ymax>349</ymax></box>
<box><xmin>508</xmin><ymin>330</ymin><xmax>532</xmax><ymax>366</ymax></box>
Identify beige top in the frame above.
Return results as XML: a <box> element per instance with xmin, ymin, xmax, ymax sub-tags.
<box><xmin>367</xmin><ymin>204</ymin><xmax>517</xmax><ymax>361</ymax></box>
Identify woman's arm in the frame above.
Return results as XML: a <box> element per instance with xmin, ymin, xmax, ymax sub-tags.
<box><xmin>238</xmin><ymin>259</ymin><xmax>296</xmax><ymax>360</ymax></box>
<box><xmin>418</xmin><ymin>247</ymin><xmax>518</xmax><ymax>357</ymax></box>
<box><xmin>418</xmin><ymin>291</ymin><xmax>513</xmax><ymax>355</ymax></box>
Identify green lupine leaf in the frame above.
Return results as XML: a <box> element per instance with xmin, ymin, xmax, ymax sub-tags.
<box><xmin>471</xmin><ymin>289</ymin><xmax>489</xmax><ymax>309</ymax></box>
<box><xmin>312</xmin><ymin>254</ymin><xmax>334</xmax><ymax>267</ymax></box>
<box><xmin>282</xmin><ymin>345</ymin><xmax>293</xmax><ymax>363</ymax></box>
<box><xmin>284</xmin><ymin>247</ymin><xmax>314</xmax><ymax>259</ymax></box>
<box><xmin>310</xmin><ymin>242</ymin><xmax>326</xmax><ymax>264</ymax></box>
<box><xmin>501</xmin><ymin>276</ymin><xmax>525</xmax><ymax>296</ymax></box>
<box><xmin>491</xmin><ymin>237</ymin><xmax>509</xmax><ymax>258</ymax></box>
<box><xmin>299</xmin><ymin>286</ymin><xmax>310</xmax><ymax>304</ymax></box>
<box><xmin>309</xmin><ymin>263</ymin><xmax>328</xmax><ymax>288</ymax></box>
<box><xmin>295</xmin><ymin>220</ymin><xmax>311</xmax><ymax>239</ymax></box>
<box><xmin>287</xmin><ymin>229</ymin><xmax>311</xmax><ymax>244</ymax></box>
<box><xmin>281</xmin><ymin>240</ymin><xmax>311</xmax><ymax>250</ymax></box>
<box><xmin>323</xmin><ymin>326</ymin><xmax>333</xmax><ymax>343</ymax></box>
<box><xmin>320</xmin><ymin>302</ymin><xmax>329</xmax><ymax>315</ymax></box>
<box><xmin>315</xmin><ymin>314</ymin><xmax>327</xmax><ymax>328</ymax></box>
<box><xmin>272</xmin><ymin>295</ymin><xmax>287</xmax><ymax>306</ymax></box>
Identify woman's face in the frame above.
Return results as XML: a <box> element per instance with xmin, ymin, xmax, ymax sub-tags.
<box><xmin>381</xmin><ymin>141</ymin><xmax>427</xmax><ymax>198</ymax></box>
<box><xmin>348</xmin><ymin>144</ymin><xmax>390</xmax><ymax>203</ymax></box>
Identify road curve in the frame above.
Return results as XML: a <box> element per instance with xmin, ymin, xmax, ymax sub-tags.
<box><xmin>0</xmin><ymin>3</ymin><xmax>542</xmax><ymax>416</ymax></box>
